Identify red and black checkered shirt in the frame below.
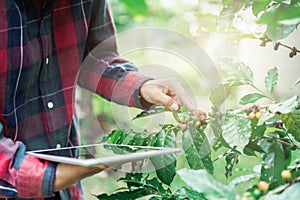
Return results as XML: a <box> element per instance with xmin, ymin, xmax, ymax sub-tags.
<box><xmin>0</xmin><ymin>0</ymin><xmax>150</xmax><ymax>199</ymax></box>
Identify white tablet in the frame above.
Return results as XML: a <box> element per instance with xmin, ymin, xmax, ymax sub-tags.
<box><xmin>26</xmin><ymin>143</ymin><xmax>181</xmax><ymax>167</ymax></box>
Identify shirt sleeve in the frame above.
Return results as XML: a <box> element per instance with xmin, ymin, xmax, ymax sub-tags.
<box><xmin>77</xmin><ymin>0</ymin><xmax>153</xmax><ymax>109</ymax></box>
<box><xmin>0</xmin><ymin>122</ymin><xmax>57</xmax><ymax>198</ymax></box>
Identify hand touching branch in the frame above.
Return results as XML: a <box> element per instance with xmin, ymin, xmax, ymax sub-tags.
<box><xmin>140</xmin><ymin>79</ymin><xmax>196</xmax><ymax>111</ymax></box>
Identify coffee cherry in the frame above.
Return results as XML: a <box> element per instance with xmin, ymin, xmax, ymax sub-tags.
<box><xmin>194</xmin><ymin>121</ymin><xmax>201</xmax><ymax>127</ymax></box>
<box><xmin>255</xmin><ymin>111</ymin><xmax>262</xmax><ymax>119</ymax></box>
<box><xmin>178</xmin><ymin>116</ymin><xmax>186</xmax><ymax>123</ymax></box>
<box><xmin>241</xmin><ymin>192</ymin><xmax>251</xmax><ymax>200</ymax></box>
<box><xmin>252</xmin><ymin>188</ymin><xmax>263</xmax><ymax>198</ymax></box>
<box><xmin>260</xmin><ymin>41</ymin><xmax>266</xmax><ymax>47</ymax></box>
<box><xmin>191</xmin><ymin>115</ymin><xmax>198</xmax><ymax>121</ymax></box>
<box><xmin>248</xmin><ymin>112</ymin><xmax>255</xmax><ymax>120</ymax></box>
<box><xmin>281</xmin><ymin>170</ymin><xmax>292</xmax><ymax>180</ymax></box>
<box><xmin>177</xmin><ymin>123</ymin><xmax>188</xmax><ymax>131</ymax></box>
<box><xmin>258</xmin><ymin>181</ymin><xmax>269</xmax><ymax>191</ymax></box>
<box><xmin>199</xmin><ymin>115</ymin><xmax>206</xmax><ymax>123</ymax></box>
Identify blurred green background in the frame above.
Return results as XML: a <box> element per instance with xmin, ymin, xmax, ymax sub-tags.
<box><xmin>78</xmin><ymin>0</ymin><xmax>300</xmax><ymax>199</ymax></box>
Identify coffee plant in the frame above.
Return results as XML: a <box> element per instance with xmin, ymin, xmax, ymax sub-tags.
<box><xmin>95</xmin><ymin>59</ymin><xmax>299</xmax><ymax>199</ymax></box>
<box><xmin>93</xmin><ymin>0</ymin><xmax>300</xmax><ymax>199</ymax></box>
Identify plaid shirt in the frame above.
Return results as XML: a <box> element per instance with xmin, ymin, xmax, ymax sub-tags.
<box><xmin>0</xmin><ymin>0</ymin><xmax>150</xmax><ymax>199</ymax></box>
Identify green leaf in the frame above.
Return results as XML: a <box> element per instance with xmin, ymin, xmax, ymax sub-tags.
<box><xmin>201</xmin><ymin>153</ymin><xmax>214</xmax><ymax>175</ymax></box>
<box><xmin>207</xmin><ymin>106</ymin><xmax>230</xmax><ymax>150</ymax></box>
<box><xmin>132</xmin><ymin>106</ymin><xmax>167</xmax><ymax>120</ymax></box>
<box><xmin>291</xmin><ymin>77</ymin><xmax>300</xmax><ymax>89</ymax></box>
<box><xmin>268</xmin><ymin>95</ymin><xmax>299</xmax><ymax>114</ymax></box>
<box><xmin>104</xmin><ymin>129</ymin><xmax>124</xmax><ymax>144</ymax></box>
<box><xmin>258</xmin><ymin>3</ymin><xmax>299</xmax><ymax>41</ymax></box>
<box><xmin>225</xmin><ymin>152</ymin><xmax>239</xmax><ymax>178</ymax></box>
<box><xmin>182</xmin><ymin>125</ymin><xmax>213</xmax><ymax>173</ymax></box>
<box><xmin>258</xmin><ymin>4</ymin><xmax>279</xmax><ymax>24</ymax></box>
<box><xmin>96</xmin><ymin>173</ymin><xmax>172</xmax><ymax>200</ymax></box>
<box><xmin>260</xmin><ymin>142</ymin><xmax>286</xmax><ymax>185</ymax></box>
<box><xmin>210</xmin><ymin>84</ymin><xmax>231</xmax><ymax>106</ymax></box>
<box><xmin>266</xmin><ymin>20</ymin><xmax>297</xmax><ymax>42</ymax></box>
<box><xmin>222</xmin><ymin>0</ymin><xmax>232</xmax><ymax>6</ymax></box>
<box><xmin>120</xmin><ymin>173</ymin><xmax>170</xmax><ymax>195</ymax></box>
<box><xmin>122</xmin><ymin>132</ymin><xmax>136</xmax><ymax>145</ymax></box>
<box><xmin>263</xmin><ymin>127</ymin><xmax>286</xmax><ymax>136</ymax></box>
<box><xmin>243</xmin><ymin>145</ymin><xmax>257</xmax><ymax>156</ymax></box>
<box><xmin>119</xmin><ymin>0</ymin><xmax>149</xmax><ymax>17</ymax></box>
<box><xmin>217</xmin><ymin>0</ymin><xmax>246</xmax><ymax>31</ymax></box>
<box><xmin>182</xmin><ymin>126</ymin><xmax>204</xmax><ymax>170</ymax></box>
<box><xmin>132</xmin><ymin>133</ymin><xmax>147</xmax><ymax>146</ymax></box>
<box><xmin>280</xmin><ymin>113</ymin><xmax>300</xmax><ymax>141</ymax></box>
<box><xmin>172</xmin><ymin>111</ymin><xmax>180</xmax><ymax>123</ymax></box>
<box><xmin>272</xmin><ymin>4</ymin><xmax>300</xmax><ymax>25</ymax></box>
<box><xmin>265</xmin><ymin>67</ymin><xmax>278</xmax><ymax>94</ymax></box>
<box><xmin>251</xmin><ymin>118</ymin><xmax>266</xmax><ymax>137</ymax></box>
<box><xmin>145</xmin><ymin>134</ymin><xmax>158</xmax><ymax>146</ymax></box>
<box><xmin>177</xmin><ymin>168</ymin><xmax>236</xmax><ymax>200</ymax></box>
<box><xmin>219</xmin><ymin>57</ymin><xmax>254</xmax><ymax>85</ymax></box>
<box><xmin>265</xmin><ymin>182</ymin><xmax>300</xmax><ymax>200</ymax></box>
<box><xmin>252</xmin><ymin>0</ymin><xmax>271</xmax><ymax>16</ymax></box>
<box><xmin>195</xmin><ymin>12</ymin><xmax>218</xmax><ymax>19</ymax></box>
<box><xmin>239</xmin><ymin>93</ymin><xmax>266</xmax><ymax>105</ymax></box>
<box><xmin>228</xmin><ymin>174</ymin><xmax>257</xmax><ymax>188</ymax></box>
<box><xmin>229</xmin><ymin>33</ymin><xmax>257</xmax><ymax>41</ymax></box>
<box><xmin>94</xmin><ymin>189</ymin><xmax>150</xmax><ymax>200</ymax></box>
<box><xmin>150</xmin><ymin>129</ymin><xmax>177</xmax><ymax>185</ymax></box>
<box><xmin>173</xmin><ymin>187</ymin><xmax>207</xmax><ymax>200</ymax></box>
<box><xmin>257</xmin><ymin>110</ymin><xmax>276</xmax><ymax>126</ymax></box>
<box><xmin>222</xmin><ymin>110</ymin><xmax>252</xmax><ymax>153</ymax></box>
<box><xmin>243</xmin><ymin>141</ymin><xmax>265</xmax><ymax>156</ymax></box>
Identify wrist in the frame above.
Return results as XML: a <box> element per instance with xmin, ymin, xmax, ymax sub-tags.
<box><xmin>54</xmin><ymin>163</ymin><xmax>106</xmax><ymax>192</ymax></box>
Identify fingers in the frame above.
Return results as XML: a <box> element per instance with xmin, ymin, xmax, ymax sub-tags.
<box><xmin>159</xmin><ymin>79</ymin><xmax>197</xmax><ymax>111</ymax></box>
<box><xmin>166</xmin><ymin>98</ymin><xmax>180</xmax><ymax>111</ymax></box>
<box><xmin>172</xmin><ymin>83</ymin><xmax>196</xmax><ymax>111</ymax></box>
<box><xmin>140</xmin><ymin>78</ymin><xmax>197</xmax><ymax>111</ymax></box>
<box><xmin>95</xmin><ymin>164</ymin><xmax>108</xmax><ymax>170</ymax></box>
<box><xmin>154</xmin><ymin>88</ymin><xmax>181</xmax><ymax>111</ymax></box>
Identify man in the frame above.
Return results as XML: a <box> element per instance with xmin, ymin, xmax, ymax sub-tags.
<box><xmin>0</xmin><ymin>0</ymin><xmax>194</xmax><ymax>199</ymax></box>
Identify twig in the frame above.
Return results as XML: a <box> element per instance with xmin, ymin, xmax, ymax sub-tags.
<box><xmin>263</xmin><ymin>136</ymin><xmax>300</xmax><ymax>150</ymax></box>
<box><xmin>260</xmin><ymin>37</ymin><xmax>300</xmax><ymax>58</ymax></box>
<box><xmin>269</xmin><ymin>176</ymin><xmax>300</xmax><ymax>194</ymax></box>
<box><xmin>274</xmin><ymin>42</ymin><xmax>300</xmax><ymax>58</ymax></box>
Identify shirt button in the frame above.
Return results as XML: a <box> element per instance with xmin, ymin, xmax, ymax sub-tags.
<box><xmin>56</xmin><ymin>143</ymin><xmax>61</xmax><ymax>148</ymax></box>
<box><xmin>47</xmin><ymin>101</ymin><xmax>54</xmax><ymax>109</ymax></box>
<box><xmin>45</xmin><ymin>57</ymin><xmax>49</xmax><ymax>65</ymax></box>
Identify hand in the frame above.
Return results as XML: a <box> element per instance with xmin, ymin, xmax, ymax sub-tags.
<box><xmin>140</xmin><ymin>79</ymin><xmax>196</xmax><ymax>111</ymax></box>
<box><xmin>54</xmin><ymin>163</ymin><xmax>107</xmax><ymax>191</ymax></box>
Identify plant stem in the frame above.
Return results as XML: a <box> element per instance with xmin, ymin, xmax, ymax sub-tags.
<box><xmin>277</xmin><ymin>42</ymin><xmax>300</xmax><ymax>53</ymax></box>
<box><xmin>269</xmin><ymin>176</ymin><xmax>300</xmax><ymax>194</ymax></box>
<box><xmin>264</xmin><ymin>136</ymin><xmax>300</xmax><ymax>150</ymax></box>
<box><xmin>249</xmin><ymin>83</ymin><xmax>275</xmax><ymax>101</ymax></box>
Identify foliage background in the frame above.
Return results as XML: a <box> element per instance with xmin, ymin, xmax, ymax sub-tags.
<box><xmin>79</xmin><ymin>0</ymin><xmax>300</xmax><ymax>199</ymax></box>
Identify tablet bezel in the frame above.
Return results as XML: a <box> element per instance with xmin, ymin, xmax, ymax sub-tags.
<box><xmin>26</xmin><ymin>143</ymin><xmax>181</xmax><ymax>167</ymax></box>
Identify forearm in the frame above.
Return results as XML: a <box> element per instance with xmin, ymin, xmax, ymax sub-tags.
<box><xmin>53</xmin><ymin>163</ymin><xmax>106</xmax><ymax>192</ymax></box>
